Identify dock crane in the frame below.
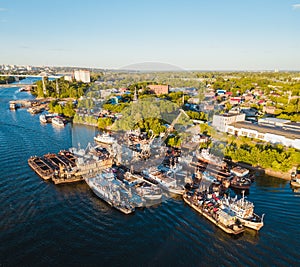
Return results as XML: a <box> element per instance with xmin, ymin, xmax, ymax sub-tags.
<box><xmin>160</xmin><ymin>109</ymin><xmax>190</xmax><ymax>144</ymax></box>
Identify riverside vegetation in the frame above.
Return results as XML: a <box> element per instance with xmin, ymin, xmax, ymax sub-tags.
<box><xmin>28</xmin><ymin>71</ymin><xmax>300</xmax><ymax>174</ymax></box>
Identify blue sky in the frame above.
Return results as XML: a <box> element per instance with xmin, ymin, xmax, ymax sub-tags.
<box><xmin>0</xmin><ymin>0</ymin><xmax>300</xmax><ymax>70</ymax></box>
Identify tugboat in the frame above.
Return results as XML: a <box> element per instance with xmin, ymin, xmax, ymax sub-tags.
<box><xmin>230</xmin><ymin>166</ymin><xmax>252</xmax><ymax>190</ymax></box>
<box><xmin>220</xmin><ymin>192</ymin><xmax>264</xmax><ymax>231</ymax></box>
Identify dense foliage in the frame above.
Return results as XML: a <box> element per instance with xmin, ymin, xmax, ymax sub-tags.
<box><xmin>48</xmin><ymin>100</ymin><xmax>75</xmax><ymax>117</ymax></box>
<box><xmin>0</xmin><ymin>76</ymin><xmax>15</xmax><ymax>84</ymax></box>
<box><xmin>32</xmin><ymin>77</ymin><xmax>90</xmax><ymax>98</ymax></box>
<box><xmin>209</xmin><ymin>140</ymin><xmax>300</xmax><ymax>172</ymax></box>
<box><xmin>97</xmin><ymin>117</ymin><xmax>113</xmax><ymax>130</ymax></box>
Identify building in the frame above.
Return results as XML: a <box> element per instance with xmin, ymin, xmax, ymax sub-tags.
<box><xmin>212</xmin><ymin>113</ymin><xmax>246</xmax><ymax>132</ymax></box>
<box><xmin>263</xmin><ymin>106</ymin><xmax>276</xmax><ymax>114</ymax></box>
<box><xmin>258</xmin><ymin>117</ymin><xmax>290</xmax><ymax>127</ymax></box>
<box><xmin>64</xmin><ymin>75</ymin><xmax>73</xmax><ymax>82</ymax></box>
<box><xmin>226</xmin><ymin>121</ymin><xmax>300</xmax><ymax>150</ymax></box>
<box><xmin>147</xmin><ymin>84</ymin><xmax>169</xmax><ymax>95</ymax></box>
<box><xmin>74</xmin><ymin>70</ymin><xmax>90</xmax><ymax>83</ymax></box>
<box><xmin>229</xmin><ymin>97</ymin><xmax>242</xmax><ymax>105</ymax></box>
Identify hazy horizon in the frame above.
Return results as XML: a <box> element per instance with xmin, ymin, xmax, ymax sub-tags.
<box><xmin>1</xmin><ymin>0</ymin><xmax>300</xmax><ymax>70</ymax></box>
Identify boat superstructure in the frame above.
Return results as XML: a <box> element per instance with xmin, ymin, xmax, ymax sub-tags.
<box><xmin>85</xmin><ymin>170</ymin><xmax>135</xmax><ymax>214</ymax></box>
<box><xmin>94</xmin><ymin>132</ymin><xmax>116</xmax><ymax>145</ymax></box>
<box><xmin>142</xmin><ymin>167</ymin><xmax>184</xmax><ymax>195</ymax></box>
<box><xmin>220</xmin><ymin>193</ymin><xmax>264</xmax><ymax>231</ymax></box>
<box><xmin>183</xmin><ymin>190</ymin><xmax>244</xmax><ymax>235</ymax></box>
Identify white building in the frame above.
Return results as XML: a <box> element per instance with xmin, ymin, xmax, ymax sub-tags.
<box><xmin>258</xmin><ymin>117</ymin><xmax>290</xmax><ymax>127</ymax></box>
<box><xmin>64</xmin><ymin>75</ymin><xmax>73</xmax><ymax>82</ymax></box>
<box><xmin>212</xmin><ymin>113</ymin><xmax>246</xmax><ymax>132</ymax></box>
<box><xmin>74</xmin><ymin>70</ymin><xmax>90</xmax><ymax>83</ymax></box>
<box><xmin>226</xmin><ymin>121</ymin><xmax>300</xmax><ymax>150</ymax></box>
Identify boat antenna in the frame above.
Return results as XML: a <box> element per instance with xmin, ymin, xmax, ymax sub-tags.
<box><xmin>242</xmin><ymin>190</ymin><xmax>245</xmax><ymax>203</ymax></box>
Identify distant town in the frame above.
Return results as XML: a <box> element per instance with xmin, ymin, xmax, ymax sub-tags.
<box><xmin>2</xmin><ymin>64</ymin><xmax>300</xmax><ymax>177</ymax></box>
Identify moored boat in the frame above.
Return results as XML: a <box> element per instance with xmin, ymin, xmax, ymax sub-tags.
<box><xmin>230</xmin><ymin>176</ymin><xmax>252</xmax><ymax>190</ymax></box>
<box><xmin>52</xmin><ymin>117</ymin><xmax>65</xmax><ymax>127</ymax></box>
<box><xmin>220</xmin><ymin>193</ymin><xmax>264</xmax><ymax>231</ymax></box>
<box><xmin>28</xmin><ymin>156</ymin><xmax>54</xmax><ymax>180</ymax></box>
<box><xmin>94</xmin><ymin>132</ymin><xmax>116</xmax><ymax>145</ymax></box>
<box><xmin>39</xmin><ymin>114</ymin><xmax>54</xmax><ymax>123</ymax></box>
<box><xmin>142</xmin><ymin>167</ymin><xmax>184</xmax><ymax>195</ymax></box>
<box><xmin>39</xmin><ymin>114</ymin><xmax>47</xmax><ymax>123</ymax></box>
<box><xmin>230</xmin><ymin>166</ymin><xmax>249</xmax><ymax>177</ymax></box>
<box><xmin>85</xmin><ymin>170</ymin><xmax>135</xmax><ymax>214</ymax></box>
<box><xmin>183</xmin><ymin>191</ymin><xmax>244</xmax><ymax>235</ymax></box>
<box><xmin>123</xmin><ymin>171</ymin><xmax>163</xmax><ymax>202</ymax></box>
<box><xmin>196</xmin><ymin>149</ymin><xmax>227</xmax><ymax>168</ymax></box>
<box><xmin>290</xmin><ymin>171</ymin><xmax>300</xmax><ymax>188</ymax></box>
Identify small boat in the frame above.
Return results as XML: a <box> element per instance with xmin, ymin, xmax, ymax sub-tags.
<box><xmin>221</xmin><ymin>193</ymin><xmax>264</xmax><ymax>231</ymax></box>
<box><xmin>230</xmin><ymin>176</ymin><xmax>252</xmax><ymax>190</ymax></box>
<box><xmin>290</xmin><ymin>171</ymin><xmax>300</xmax><ymax>188</ymax></box>
<box><xmin>39</xmin><ymin>114</ymin><xmax>47</xmax><ymax>123</ymax></box>
<box><xmin>9</xmin><ymin>102</ymin><xmax>17</xmax><ymax>110</ymax></box>
<box><xmin>52</xmin><ymin>117</ymin><xmax>65</xmax><ymax>127</ymax></box>
<box><xmin>40</xmin><ymin>114</ymin><xmax>54</xmax><ymax>123</ymax></box>
<box><xmin>94</xmin><ymin>133</ymin><xmax>116</xmax><ymax>145</ymax></box>
<box><xmin>28</xmin><ymin>107</ymin><xmax>44</xmax><ymax>114</ymax></box>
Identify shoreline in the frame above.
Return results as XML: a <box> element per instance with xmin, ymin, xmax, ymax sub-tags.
<box><xmin>233</xmin><ymin>161</ymin><xmax>292</xmax><ymax>180</ymax></box>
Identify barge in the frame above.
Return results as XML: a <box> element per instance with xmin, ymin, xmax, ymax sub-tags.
<box><xmin>28</xmin><ymin>156</ymin><xmax>54</xmax><ymax>180</ymax></box>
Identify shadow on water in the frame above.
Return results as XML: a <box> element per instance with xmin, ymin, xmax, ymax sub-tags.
<box><xmin>255</xmin><ymin>175</ymin><xmax>288</xmax><ymax>188</ymax></box>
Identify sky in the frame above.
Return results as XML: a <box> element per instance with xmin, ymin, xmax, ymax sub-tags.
<box><xmin>0</xmin><ymin>0</ymin><xmax>300</xmax><ymax>70</ymax></box>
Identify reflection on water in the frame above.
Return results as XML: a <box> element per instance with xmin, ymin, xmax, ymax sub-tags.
<box><xmin>291</xmin><ymin>186</ymin><xmax>300</xmax><ymax>194</ymax></box>
<box><xmin>1</xmin><ymin>86</ymin><xmax>300</xmax><ymax>266</ymax></box>
<box><xmin>71</xmin><ymin>123</ymin><xmax>96</xmax><ymax>148</ymax></box>
<box><xmin>255</xmin><ymin>175</ymin><xmax>288</xmax><ymax>188</ymax></box>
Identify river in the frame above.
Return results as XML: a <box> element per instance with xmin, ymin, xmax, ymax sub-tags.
<box><xmin>0</xmin><ymin>80</ymin><xmax>299</xmax><ymax>266</ymax></box>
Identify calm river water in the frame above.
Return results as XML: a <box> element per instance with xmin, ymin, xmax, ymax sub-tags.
<box><xmin>0</xmin><ymin>81</ymin><xmax>299</xmax><ymax>266</ymax></box>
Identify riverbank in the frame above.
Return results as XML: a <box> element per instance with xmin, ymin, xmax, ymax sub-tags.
<box><xmin>234</xmin><ymin>161</ymin><xmax>292</xmax><ymax>180</ymax></box>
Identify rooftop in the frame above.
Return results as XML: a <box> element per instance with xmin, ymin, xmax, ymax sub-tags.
<box><xmin>230</xmin><ymin>121</ymin><xmax>300</xmax><ymax>140</ymax></box>
<box><xmin>258</xmin><ymin>117</ymin><xmax>291</xmax><ymax>124</ymax></box>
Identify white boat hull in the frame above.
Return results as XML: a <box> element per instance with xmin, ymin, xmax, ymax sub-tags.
<box><xmin>239</xmin><ymin>217</ymin><xmax>264</xmax><ymax>231</ymax></box>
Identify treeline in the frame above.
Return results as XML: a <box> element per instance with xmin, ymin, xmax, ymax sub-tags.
<box><xmin>48</xmin><ymin>100</ymin><xmax>76</xmax><ymax>117</ymax></box>
<box><xmin>220</xmin><ymin>142</ymin><xmax>300</xmax><ymax>172</ymax></box>
<box><xmin>0</xmin><ymin>76</ymin><xmax>15</xmax><ymax>84</ymax></box>
<box><xmin>32</xmin><ymin>77</ymin><xmax>90</xmax><ymax>98</ymax></box>
<box><xmin>73</xmin><ymin>114</ymin><xmax>98</xmax><ymax>126</ymax></box>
